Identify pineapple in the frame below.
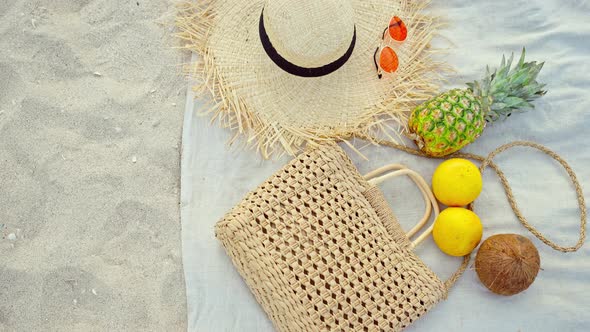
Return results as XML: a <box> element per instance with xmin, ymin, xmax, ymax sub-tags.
<box><xmin>408</xmin><ymin>49</ymin><xmax>546</xmax><ymax>157</ymax></box>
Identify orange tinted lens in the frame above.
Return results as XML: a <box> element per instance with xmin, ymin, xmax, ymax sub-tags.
<box><xmin>379</xmin><ymin>47</ymin><xmax>399</xmax><ymax>73</ymax></box>
<box><xmin>388</xmin><ymin>16</ymin><xmax>407</xmax><ymax>41</ymax></box>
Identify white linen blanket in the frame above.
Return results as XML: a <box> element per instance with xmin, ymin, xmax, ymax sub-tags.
<box><xmin>181</xmin><ymin>0</ymin><xmax>590</xmax><ymax>330</ymax></box>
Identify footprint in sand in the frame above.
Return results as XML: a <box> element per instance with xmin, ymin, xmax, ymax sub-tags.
<box><xmin>0</xmin><ymin>268</ymin><xmax>40</xmax><ymax>330</ymax></box>
<box><xmin>37</xmin><ymin>0</ymin><xmax>93</xmax><ymax>13</ymax></box>
<box><xmin>0</xmin><ymin>1</ymin><xmax>17</xmax><ymax>20</ymax></box>
<box><xmin>0</xmin><ymin>63</ymin><xmax>23</xmax><ymax>104</ymax></box>
<box><xmin>104</xmin><ymin>200</ymin><xmax>169</xmax><ymax>239</ymax></box>
<box><xmin>40</xmin><ymin>266</ymin><xmax>150</xmax><ymax>329</ymax></box>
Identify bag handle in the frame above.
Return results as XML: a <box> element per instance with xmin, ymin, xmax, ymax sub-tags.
<box><xmin>355</xmin><ymin>134</ymin><xmax>586</xmax><ymax>292</ymax></box>
<box><xmin>363</xmin><ymin>164</ymin><xmax>470</xmax><ymax>292</ymax></box>
<box><xmin>363</xmin><ymin>165</ymin><xmax>438</xmax><ymax>248</ymax></box>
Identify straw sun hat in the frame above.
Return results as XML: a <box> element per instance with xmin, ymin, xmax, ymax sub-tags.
<box><xmin>176</xmin><ymin>0</ymin><xmax>442</xmax><ymax>157</ymax></box>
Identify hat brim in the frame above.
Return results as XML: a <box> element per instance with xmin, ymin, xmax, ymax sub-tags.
<box><xmin>176</xmin><ymin>0</ymin><xmax>443</xmax><ymax>157</ymax></box>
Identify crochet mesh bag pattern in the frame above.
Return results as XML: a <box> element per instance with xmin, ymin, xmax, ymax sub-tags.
<box><xmin>215</xmin><ymin>142</ymin><xmax>469</xmax><ymax>331</ymax></box>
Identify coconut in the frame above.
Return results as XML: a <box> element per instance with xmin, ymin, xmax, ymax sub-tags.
<box><xmin>475</xmin><ymin>234</ymin><xmax>540</xmax><ymax>296</ymax></box>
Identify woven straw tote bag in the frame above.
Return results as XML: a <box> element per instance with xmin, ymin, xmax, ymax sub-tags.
<box><xmin>215</xmin><ymin>142</ymin><xmax>469</xmax><ymax>331</ymax></box>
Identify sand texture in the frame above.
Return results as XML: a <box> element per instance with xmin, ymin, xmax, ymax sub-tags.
<box><xmin>0</xmin><ymin>0</ymin><xmax>186</xmax><ymax>330</ymax></box>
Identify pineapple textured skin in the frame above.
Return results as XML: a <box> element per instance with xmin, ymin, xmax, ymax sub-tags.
<box><xmin>408</xmin><ymin>89</ymin><xmax>486</xmax><ymax>157</ymax></box>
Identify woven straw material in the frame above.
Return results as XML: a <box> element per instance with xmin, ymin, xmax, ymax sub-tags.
<box><xmin>264</xmin><ymin>0</ymin><xmax>356</xmax><ymax>68</ymax></box>
<box><xmin>175</xmin><ymin>0</ymin><xmax>445</xmax><ymax>158</ymax></box>
<box><xmin>216</xmin><ymin>143</ymin><xmax>447</xmax><ymax>331</ymax></box>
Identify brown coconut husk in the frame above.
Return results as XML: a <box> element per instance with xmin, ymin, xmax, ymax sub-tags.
<box><xmin>475</xmin><ymin>234</ymin><xmax>541</xmax><ymax>296</ymax></box>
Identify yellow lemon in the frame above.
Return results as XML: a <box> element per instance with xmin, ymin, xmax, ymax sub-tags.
<box><xmin>433</xmin><ymin>207</ymin><xmax>483</xmax><ymax>256</ymax></box>
<box><xmin>432</xmin><ymin>158</ymin><xmax>482</xmax><ymax>206</ymax></box>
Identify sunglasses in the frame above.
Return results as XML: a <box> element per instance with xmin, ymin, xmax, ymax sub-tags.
<box><xmin>374</xmin><ymin>16</ymin><xmax>407</xmax><ymax>79</ymax></box>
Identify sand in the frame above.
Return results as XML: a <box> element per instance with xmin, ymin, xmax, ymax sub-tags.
<box><xmin>0</xmin><ymin>0</ymin><xmax>187</xmax><ymax>330</ymax></box>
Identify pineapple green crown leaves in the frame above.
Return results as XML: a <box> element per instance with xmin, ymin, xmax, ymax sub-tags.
<box><xmin>466</xmin><ymin>48</ymin><xmax>547</xmax><ymax>122</ymax></box>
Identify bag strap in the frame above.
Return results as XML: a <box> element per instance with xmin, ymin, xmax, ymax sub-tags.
<box><xmin>355</xmin><ymin>134</ymin><xmax>587</xmax><ymax>292</ymax></box>
<box><xmin>469</xmin><ymin>141</ymin><xmax>586</xmax><ymax>252</ymax></box>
